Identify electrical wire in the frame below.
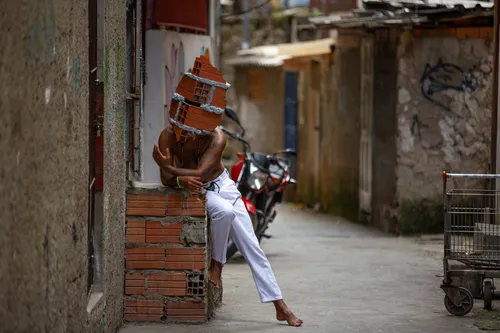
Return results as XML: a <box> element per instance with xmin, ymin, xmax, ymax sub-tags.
<box><xmin>222</xmin><ymin>0</ymin><xmax>273</xmax><ymax>18</ymax></box>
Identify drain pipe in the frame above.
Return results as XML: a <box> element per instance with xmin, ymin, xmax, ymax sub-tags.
<box><xmin>136</xmin><ymin>0</ymin><xmax>144</xmax><ymax>181</ymax></box>
<box><xmin>125</xmin><ymin>0</ymin><xmax>134</xmax><ymax>179</ymax></box>
<box><xmin>492</xmin><ymin>0</ymin><xmax>500</xmax><ymax>222</ymax></box>
<box><xmin>493</xmin><ymin>0</ymin><xmax>499</xmax><ymax>177</ymax></box>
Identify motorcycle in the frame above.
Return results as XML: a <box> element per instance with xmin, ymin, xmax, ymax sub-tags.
<box><xmin>220</xmin><ymin>108</ymin><xmax>297</xmax><ymax>259</ymax></box>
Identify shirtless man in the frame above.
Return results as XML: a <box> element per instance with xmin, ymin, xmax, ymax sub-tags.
<box><xmin>152</xmin><ymin>126</ymin><xmax>303</xmax><ymax>327</ymax></box>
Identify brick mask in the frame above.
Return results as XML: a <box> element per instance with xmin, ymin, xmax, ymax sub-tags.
<box><xmin>169</xmin><ymin>56</ymin><xmax>230</xmax><ymax>142</ymax></box>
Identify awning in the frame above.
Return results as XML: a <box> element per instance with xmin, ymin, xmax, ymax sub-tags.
<box><xmin>225</xmin><ymin>38</ymin><xmax>335</xmax><ymax>67</ymax></box>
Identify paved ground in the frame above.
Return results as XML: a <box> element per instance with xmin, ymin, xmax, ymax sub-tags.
<box><xmin>120</xmin><ymin>205</ymin><xmax>497</xmax><ymax>333</ymax></box>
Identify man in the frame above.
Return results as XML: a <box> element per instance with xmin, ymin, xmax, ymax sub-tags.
<box><xmin>152</xmin><ymin>56</ymin><xmax>302</xmax><ymax>327</ymax></box>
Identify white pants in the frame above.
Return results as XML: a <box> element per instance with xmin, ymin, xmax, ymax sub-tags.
<box><xmin>205</xmin><ymin>169</ymin><xmax>283</xmax><ymax>303</ymax></box>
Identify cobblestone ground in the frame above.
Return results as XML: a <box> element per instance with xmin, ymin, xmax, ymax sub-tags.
<box><xmin>120</xmin><ymin>205</ymin><xmax>498</xmax><ymax>333</ymax></box>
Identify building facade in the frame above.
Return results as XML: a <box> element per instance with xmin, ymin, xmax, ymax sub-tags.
<box><xmin>1</xmin><ymin>0</ymin><xmax>224</xmax><ymax>331</ymax></box>
<box><xmin>302</xmin><ymin>1</ymin><xmax>494</xmax><ymax>233</ymax></box>
<box><xmin>0</xmin><ymin>0</ymin><xmax>127</xmax><ymax>332</ymax></box>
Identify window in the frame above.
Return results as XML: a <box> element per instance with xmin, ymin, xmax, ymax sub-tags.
<box><xmin>194</xmin><ymin>82</ymin><xmax>211</xmax><ymax>104</ymax></box>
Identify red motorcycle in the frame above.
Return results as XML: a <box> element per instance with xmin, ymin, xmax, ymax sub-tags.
<box><xmin>220</xmin><ymin>108</ymin><xmax>296</xmax><ymax>259</ymax></box>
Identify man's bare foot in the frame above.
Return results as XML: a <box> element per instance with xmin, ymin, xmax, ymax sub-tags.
<box><xmin>273</xmin><ymin>299</ymin><xmax>303</xmax><ymax>327</ymax></box>
<box><xmin>208</xmin><ymin>259</ymin><xmax>223</xmax><ymax>288</ymax></box>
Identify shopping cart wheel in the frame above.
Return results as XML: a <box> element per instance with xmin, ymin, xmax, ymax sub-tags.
<box><xmin>484</xmin><ymin>281</ymin><xmax>493</xmax><ymax>310</ymax></box>
<box><xmin>444</xmin><ymin>287</ymin><xmax>474</xmax><ymax>316</ymax></box>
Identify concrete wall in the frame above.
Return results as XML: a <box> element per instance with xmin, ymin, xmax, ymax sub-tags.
<box><xmin>297</xmin><ymin>57</ymin><xmax>329</xmax><ymax>207</ymax></box>
<box><xmin>0</xmin><ymin>0</ymin><xmax>126</xmax><ymax>332</ymax></box>
<box><xmin>396</xmin><ymin>28</ymin><xmax>493</xmax><ymax>233</ymax></box>
<box><xmin>232</xmin><ymin>66</ymin><xmax>285</xmax><ymax>153</ymax></box>
<box><xmin>95</xmin><ymin>0</ymin><xmax>127</xmax><ymax>331</ymax></box>
<box><xmin>294</xmin><ymin>31</ymin><xmax>361</xmax><ymax>220</ymax></box>
<box><xmin>321</xmin><ymin>31</ymin><xmax>361</xmax><ymax>220</ymax></box>
<box><xmin>317</xmin><ymin>56</ymin><xmax>342</xmax><ymax>210</ymax></box>
<box><xmin>371</xmin><ymin>29</ymin><xmax>399</xmax><ymax>233</ymax></box>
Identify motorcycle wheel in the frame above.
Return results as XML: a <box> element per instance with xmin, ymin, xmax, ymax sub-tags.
<box><xmin>225</xmin><ymin>213</ymin><xmax>261</xmax><ymax>260</ymax></box>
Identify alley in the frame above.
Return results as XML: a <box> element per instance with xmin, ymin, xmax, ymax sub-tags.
<box><xmin>120</xmin><ymin>205</ymin><xmax>490</xmax><ymax>333</ymax></box>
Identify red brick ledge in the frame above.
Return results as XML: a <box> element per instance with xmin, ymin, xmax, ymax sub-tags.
<box><xmin>124</xmin><ymin>187</ymin><xmax>221</xmax><ymax>324</ymax></box>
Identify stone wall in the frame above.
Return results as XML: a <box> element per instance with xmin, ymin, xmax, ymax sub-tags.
<box><xmin>124</xmin><ymin>188</ymin><xmax>221</xmax><ymax>323</ymax></box>
<box><xmin>396</xmin><ymin>28</ymin><xmax>493</xmax><ymax>233</ymax></box>
<box><xmin>0</xmin><ymin>0</ymin><xmax>126</xmax><ymax>332</ymax></box>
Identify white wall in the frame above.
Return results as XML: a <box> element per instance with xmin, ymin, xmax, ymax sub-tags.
<box><xmin>141</xmin><ymin>30</ymin><xmax>215</xmax><ymax>185</ymax></box>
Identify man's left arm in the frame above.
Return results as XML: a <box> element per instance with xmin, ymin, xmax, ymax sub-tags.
<box><xmin>163</xmin><ymin>133</ymin><xmax>226</xmax><ymax>182</ymax></box>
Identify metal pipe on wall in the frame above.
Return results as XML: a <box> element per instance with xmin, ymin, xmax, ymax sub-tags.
<box><xmin>492</xmin><ymin>0</ymin><xmax>500</xmax><ymax>223</ymax></box>
<box><xmin>492</xmin><ymin>0</ymin><xmax>499</xmax><ymax>175</ymax></box>
<box><xmin>125</xmin><ymin>0</ymin><xmax>134</xmax><ymax>179</ymax></box>
<box><xmin>138</xmin><ymin>0</ymin><xmax>144</xmax><ymax>180</ymax></box>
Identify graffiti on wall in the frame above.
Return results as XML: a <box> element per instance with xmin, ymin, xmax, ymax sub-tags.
<box><xmin>420</xmin><ymin>59</ymin><xmax>481</xmax><ymax>112</ymax></box>
<box><xmin>164</xmin><ymin>31</ymin><xmax>212</xmax><ymax>128</ymax></box>
<box><xmin>410</xmin><ymin>114</ymin><xmax>428</xmax><ymax>140</ymax></box>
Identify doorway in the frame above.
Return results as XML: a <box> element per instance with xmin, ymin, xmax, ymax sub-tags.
<box><xmin>358</xmin><ymin>36</ymin><xmax>374</xmax><ymax>222</ymax></box>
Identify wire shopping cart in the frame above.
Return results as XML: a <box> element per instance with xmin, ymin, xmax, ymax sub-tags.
<box><xmin>441</xmin><ymin>172</ymin><xmax>500</xmax><ymax>316</ymax></box>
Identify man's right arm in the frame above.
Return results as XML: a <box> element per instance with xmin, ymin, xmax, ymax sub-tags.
<box><xmin>158</xmin><ymin>129</ymin><xmax>178</xmax><ymax>187</ymax></box>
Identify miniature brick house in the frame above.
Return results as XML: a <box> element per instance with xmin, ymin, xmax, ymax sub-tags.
<box><xmin>169</xmin><ymin>56</ymin><xmax>230</xmax><ymax>142</ymax></box>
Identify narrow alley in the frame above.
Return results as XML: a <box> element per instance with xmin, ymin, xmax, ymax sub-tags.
<box><xmin>120</xmin><ymin>205</ymin><xmax>488</xmax><ymax>333</ymax></box>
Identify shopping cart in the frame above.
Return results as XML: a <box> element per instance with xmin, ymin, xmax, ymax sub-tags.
<box><xmin>441</xmin><ymin>172</ymin><xmax>500</xmax><ymax>316</ymax></box>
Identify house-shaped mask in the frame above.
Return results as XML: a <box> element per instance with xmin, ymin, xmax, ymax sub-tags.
<box><xmin>169</xmin><ymin>56</ymin><xmax>230</xmax><ymax>142</ymax></box>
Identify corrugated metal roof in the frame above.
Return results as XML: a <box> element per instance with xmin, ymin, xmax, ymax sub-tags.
<box><xmin>309</xmin><ymin>0</ymin><xmax>493</xmax><ymax>28</ymax></box>
<box><xmin>225</xmin><ymin>38</ymin><xmax>334</xmax><ymax>67</ymax></box>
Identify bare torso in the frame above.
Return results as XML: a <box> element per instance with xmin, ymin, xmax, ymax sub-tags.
<box><xmin>159</xmin><ymin>126</ymin><xmax>225</xmax><ymax>183</ymax></box>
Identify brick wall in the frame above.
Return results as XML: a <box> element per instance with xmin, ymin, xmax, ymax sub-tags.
<box><xmin>124</xmin><ymin>187</ymin><xmax>221</xmax><ymax>323</ymax></box>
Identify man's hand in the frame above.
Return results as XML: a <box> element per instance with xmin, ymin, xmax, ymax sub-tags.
<box><xmin>178</xmin><ymin>176</ymin><xmax>203</xmax><ymax>193</ymax></box>
<box><xmin>153</xmin><ymin>144</ymin><xmax>173</xmax><ymax>171</ymax></box>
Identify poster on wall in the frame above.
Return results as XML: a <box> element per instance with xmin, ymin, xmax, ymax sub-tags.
<box><xmin>164</xmin><ymin>31</ymin><xmax>214</xmax><ymax>129</ymax></box>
